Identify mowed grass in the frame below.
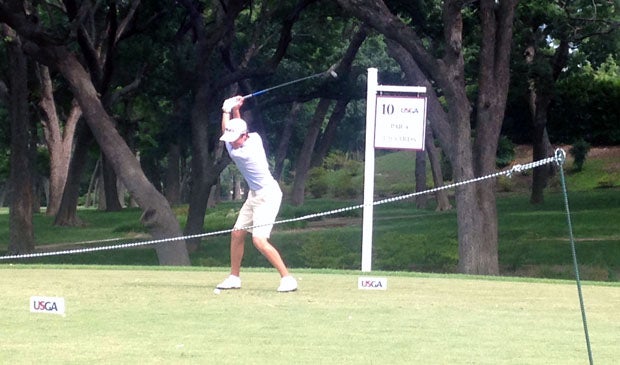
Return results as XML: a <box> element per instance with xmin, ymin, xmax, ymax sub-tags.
<box><xmin>1</xmin><ymin>266</ymin><xmax>619</xmax><ymax>364</ymax></box>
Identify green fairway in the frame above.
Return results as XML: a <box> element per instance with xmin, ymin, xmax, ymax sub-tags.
<box><xmin>1</xmin><ymin>266</ymin><xmax>618</xmax><ymax>364</ymax></box>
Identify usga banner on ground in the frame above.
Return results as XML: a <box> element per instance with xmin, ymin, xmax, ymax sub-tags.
<box><xmin>30</xmin><ymin>296</ymin><xmax>66</xmax><ymax>316</ymax></box>
<box><xmin>358</xmin><ymin>277</ymin><xmax>388</xmax><ymax>290</ymax></box>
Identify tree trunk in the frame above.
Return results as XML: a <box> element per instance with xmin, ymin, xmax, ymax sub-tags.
<box><xmin>55</xmin><ymin>51</ymin><xmax>190</xmax><ymax>265</ymax></box>
<box><xmin>165</xmin><ymin>143</ymin><xmax>182</xmax><ymax>206</ymax></box>
<box><xmin>6</xmin><ymin>28</ymin><xmax>34</xmax><ymax>254</ymax></box>
<box><xmin>414</xmin><ymin>151</ymin><xmax>428</xmax><ymax>208</ymax></box>
<box><xmin>527</xmin><ymin>40</ymin><xmax>568</xmax><ymax>204</ymax></box>
<box><xmin>290</xmin><ymin>98</ymin><xmax>332</xmax><ymax>206</ymax></box>
<box><xmin>311</xmin><ymin>99</ymin><xmax>349</xmax><ymax>168</ymax></box>
<box><xmin>274</xmin><ymin>102</ymin><xmax>301</xmax><ymax>181</ymax></box>
<box><xmin>184</xmin><ymin>86</ymin><xmax>217</xmax><ymax>248</ymax></box>
<box><xmin>102</xmin><ymin>155</ymin><xmax>123</xmax><ymax>211</ymax></box>
<box><xmin>425</xmin><ymin>132</ymin><xmax>452</xmax><ymax>211</ymax></box>
<box><xmin>36</xmin><ymin>65</ymin><xmax>81</xmax><ymax>216</ymax></box>
<box><xmin>386</xmin><ymin>39</ymin><xmax>452</xmax><ymax>210</ymax></box>
<box><xmin>54</xmin><ymin>121</ymin><xmax>93</xmax><ymax>226</ymax></box>
<box><xmin>530</xmin><ymin>111</ymin><xmax>553</xmax><ymax>204</ymax></box>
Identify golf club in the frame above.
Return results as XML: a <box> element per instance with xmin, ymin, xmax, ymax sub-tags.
<box><xmin>242</xmin><ymin>67</ymin><xmax>338</xmax><ymax>100</ymax></box>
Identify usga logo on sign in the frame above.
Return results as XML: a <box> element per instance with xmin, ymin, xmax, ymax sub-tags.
<box><xmin>30</xmin><ymin>296</ymin><xmax>66</xmax><ymax>316</ymax></box>
<box><xmin>358</xmin><ymin>277</ymin><xmax>387</xmax><ymax>290</ymax></box>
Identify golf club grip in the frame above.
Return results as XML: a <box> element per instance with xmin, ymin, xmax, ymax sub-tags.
<box><xmin>242</xmin><ymin>90</ymin><xmax>265</xmax><ymax>100</ymax></box>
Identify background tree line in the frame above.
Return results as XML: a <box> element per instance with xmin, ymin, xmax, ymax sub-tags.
<box><xmin>0</xmin><ymin>0</ymin><xmax>618</xmax><ymax>273</ymax></box>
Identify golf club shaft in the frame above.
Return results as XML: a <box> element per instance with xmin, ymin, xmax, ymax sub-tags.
<box><xmin>242</xmin><ymin>72</ymin><xmax>326</xmax><ymax>100</ymax></box>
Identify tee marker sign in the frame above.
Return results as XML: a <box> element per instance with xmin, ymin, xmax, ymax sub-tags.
<box><xmin>362</xmin><ymin>68</ymin><xmax>427</xmax><ymax>272</ymax></box>
<box><xmin>375</xmin><ymin>95</ymin><xmax>427</xmax><ymax>150</ymax></box>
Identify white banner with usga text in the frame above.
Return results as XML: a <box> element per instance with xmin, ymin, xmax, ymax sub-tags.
<box><xmin>358</xmin><ymin>277</ymin><xmax>388</xmax><ymax>290</ymax></box>
<box><xmin>30</xmin><ymin>296</ymin><xmax>66</xmax><ymax>316</ymax></box>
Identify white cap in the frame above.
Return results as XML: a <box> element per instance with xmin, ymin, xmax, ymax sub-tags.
<box><xmin>220</xmin><ymin>118</ymin><xmax>248</xmax><ymax>142</ymax></box>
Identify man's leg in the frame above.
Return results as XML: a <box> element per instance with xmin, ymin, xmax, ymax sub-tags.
<box><xmin>252</xmin><ymin>237</ymin><xmax>297</xmax><ymax>292</ymax></box>
<box><xmin>230</xmin><ymin>229</ymin><xmax>247</xmax><ymax>276</ymax></box>
<box><xmin>252</xmin><ymin>236</ymin><xmax>289</xmax><ymax>277</ymax></box>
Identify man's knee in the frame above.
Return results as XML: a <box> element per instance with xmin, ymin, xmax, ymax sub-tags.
<box><xmin>252</xmin><ymin>236</ymin><xmax>270</xmax><ymax>250</ymax></box>
<box><xmin>231</xmin><ymin>229</ymin><xmax>246</xmax><ymax>243</ymax></box>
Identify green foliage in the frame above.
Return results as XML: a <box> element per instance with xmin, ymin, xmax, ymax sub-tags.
<box><xmin>496</xmin><ymin>135</ymin><xmax>515</xmax><ymax>168</ymax></box>
<box><xmin>307</xmin><ymin>151</ymin><xmax>363</xmax><ymax>199</ymax></box>
<box><xmin>332</xmin><ymin>169</ymin><xmax>361</xmax><ymax>199</ymax></box>
<box><xmin>550</xmin><ymin>58</ymin><xmax>620</xmax><ymax>145</ymax></box>
<box><xmin>307</xmin><ymin>167</ymin><xmax>329</xmax><ymax>198</ymax></box>
<box><xmin>374</xmin><ymin>232</ymin><xmax>458</xmax><ymax>272</ymax></box>
<box><xmin>299</xmin><ymin>238</ymin><xmax>357</xmax><ymax>269</ymax></box>
<box><xmin>569</xmin><ymin>138</ymin><xmax>591</xmax><ymax>172</ymax></box>
<box><xmin>497</xmin><ymin>175</ymin><xmax>515</xmax><ymax>192</ymax></box>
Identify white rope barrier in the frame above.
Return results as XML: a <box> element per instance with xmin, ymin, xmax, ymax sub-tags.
<box><xmin>0</xmin><ymin>149</ymin><xmax>566</xmax><ymax>261</ymax></box>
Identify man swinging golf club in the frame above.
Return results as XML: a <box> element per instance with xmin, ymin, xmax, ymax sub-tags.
<box><xmin>216</xmin><ymin>95</ymin><xmax>298</xmax><ymax>292</ymax></box>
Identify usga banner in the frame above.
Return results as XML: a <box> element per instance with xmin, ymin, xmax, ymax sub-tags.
<box><xmin>30</xmin><ymin>296</ymin><xmax>66</xmax><ymax>316</ymax></box>
<box><xmin>358</xmin><ymin>277</ymin><xmax>388</xmax><ymax>290</ymax></box>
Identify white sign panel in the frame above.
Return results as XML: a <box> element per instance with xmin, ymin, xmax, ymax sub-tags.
<box><xmin>358</xmin><ymin>276</ymin><xmax>388</xmax><ymax>290</ymax></box>
<box><xmin>30</xmin><ymin>296</ymin><xmax>66</xmax><ymax>316</ymax></box>
<box><xmin>374</xmin><ymin>95</ymin><xmax>427</xmax><ymax>150</ymax></box>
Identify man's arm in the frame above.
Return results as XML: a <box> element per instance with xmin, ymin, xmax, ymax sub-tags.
<box><xmin>221</xmin><ymin>96</ymin><xmax>243</xmax><ymax>133</ymax></box>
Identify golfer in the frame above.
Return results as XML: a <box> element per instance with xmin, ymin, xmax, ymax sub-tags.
<box><xmin>216</xmin><ymin>96</ymin><xmax>297</xmax><ymax>292</ymax></box>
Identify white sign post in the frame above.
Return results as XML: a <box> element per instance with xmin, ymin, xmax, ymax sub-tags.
<box><xmin>361</xmin><ymin>68</ymin><xmax>427</xmax><ymax>272</ymax></box>
<box><xmin>361</xmin><ymin>69</ymin><xmax>378</xmax><ymax>272</ymax></box>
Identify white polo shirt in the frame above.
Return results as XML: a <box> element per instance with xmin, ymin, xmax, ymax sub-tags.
<box><xmin>225</xmin><ymin>133</ymin><xmax>277</xmax><ymax>191</ymax></box>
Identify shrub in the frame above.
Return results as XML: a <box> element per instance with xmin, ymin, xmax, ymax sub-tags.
<box><xmin>597</xmin><ymin>175</ymin><xmax>617</xmax><ymax>189</ymax></box>
<box><xmin>307</xmin><ymin>167</ymin><xmax>329</xmax><ymax>198</ymax></box>
<box><xmin>333</xmin><ymin>171</ymin><xmax>361</xmax><ymax>198</ymax></box>
<box><xmin>496</xmin><ymin>136</ymin><xmax>515</xmax><ymax>168</ymax></box>
<box><xmin>374</xmin><ymin>232</ymin><xmax>458</xmax><ymax>272</ymax></box>
<box><xmin>569</xmin><ymin>138</ymin><xmax>591</xmax><ymax>172</ymax></box>
<box><xmin>299</xmin><ymin>237</ymin><xmax>358</xmax><ymax>269</ymax></box>
<box><xmin>497</xmin><ymin>175</ymin><xmax>515</xmax><ymax>192</ymax></box>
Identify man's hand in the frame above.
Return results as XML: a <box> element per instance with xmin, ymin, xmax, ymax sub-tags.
<box><xmin>222</xmin><ymin>96</ymin><xmax>243</xmax><ymax>113</ymax></box>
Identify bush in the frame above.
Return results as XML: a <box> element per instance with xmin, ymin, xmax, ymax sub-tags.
<box><xmin>569</xmin><ymin>138</ymin><xmax>591</xmax><ymax>172</ymax></box>
<box><xmin>496</xmin><ymin>136</ymin><xmax>515</xmax><ymax>168</ymax></box>
<box><xmin>333</xmin><ymin>171</ymin><xmax>361</xmax><ymax>198</ymax></box>
<box><xmin>597</xmin><ymin>175</ymin><xmax>616</xmax><ymax>189</ymax></box>
<box><xmin>307</xmin><ymin>167</ymin><xmax>329</xmax><ymax>198</ymax></box>
<box><xmin>497</xmin><ymin>175</ymin><xmax>515</xmax><ymax>192</ymax></box>
<box><xmin>297</xmin><ymin>234</ymin><xmax>359</xmax><ymax>269</ymax></box>
<box><xmin>374</xmin><ymin>232</ymin><xmax>458</xmax><ymax>272</ymax></box>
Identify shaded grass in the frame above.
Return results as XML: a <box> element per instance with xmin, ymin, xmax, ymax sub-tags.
<box><xmin>1</xmin><ymin>266</ymin><xmax>618</xmax><ymax>364</ymax></box>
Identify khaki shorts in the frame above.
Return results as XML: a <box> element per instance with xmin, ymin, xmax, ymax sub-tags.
<box><xmin>234</xmin><ymin>183</ymin><xmax>282</xmax><ymax>238</ymax></box>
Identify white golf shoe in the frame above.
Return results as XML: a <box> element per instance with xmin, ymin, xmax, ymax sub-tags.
<box><xmin>216</xmin><ymin>275</ymin><xmax>241</xmax><ymax>290</ymax></box>
<box><xmin>277</xmin><ymin>275</ymin><xmax>298</xmax><ymax>292</ymax></box>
